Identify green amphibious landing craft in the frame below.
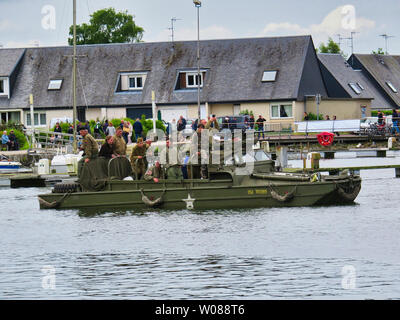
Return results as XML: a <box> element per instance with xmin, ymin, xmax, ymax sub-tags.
<box><xmin>38</xmin><ymin>149</ymin><xmax>361</xmax><ymax>210</ymax></box>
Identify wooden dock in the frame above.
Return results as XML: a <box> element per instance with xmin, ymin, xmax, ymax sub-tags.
<box><xmin>284</xmin><ymin>164</ymin><xmax>400</xmax><ymax>177</ymax></box>
<box><xmin>260</xmin><ymin>133</ymin><xmax>389</xmax><ymax>145</ymax></box>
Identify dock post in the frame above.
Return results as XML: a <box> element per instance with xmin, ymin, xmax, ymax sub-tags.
<box><xmin>388</xmin><ymin>137</ymin><xmax>395</xmax><ymax>150</ymax></box>
<box><xmin>261</xmin><ymin>141</ymin><xmax>270</xmax><ymax>153</ymax></box>
<box><xmin>377</xmin><ymin>150</ymin><xmax>387</xmax><ymax>158</ymax></box>
<box><xmin>276</xmin><ymin>146</ymin><xmax>288</xmax><ymax>168</ymax></box>
<box><xmin>324</xmin><ymin>151</ymin><xmax>335</xmax><ymax>159</ymax></box>
<box><xmin>396</xmin><ymin>168</ymin><xmax>400</xmax><ymax>178</ymax></box>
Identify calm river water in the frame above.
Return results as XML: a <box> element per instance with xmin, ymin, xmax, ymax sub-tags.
<box><xmin>1</xmin><ymin>153</ymin><xmax>400</xmax><ymax>300</ymax></box>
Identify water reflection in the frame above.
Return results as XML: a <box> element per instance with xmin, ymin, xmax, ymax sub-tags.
<box><xmin>2</xmin><ymin>251</ymin><xmax>399</xmax><ymax>299</ymax></box>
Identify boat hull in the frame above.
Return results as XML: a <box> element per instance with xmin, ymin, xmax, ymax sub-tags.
<box><xmin>38</xmin><ymin>176</ymin><xmax>361</xmax><ymax>210</ymax></box>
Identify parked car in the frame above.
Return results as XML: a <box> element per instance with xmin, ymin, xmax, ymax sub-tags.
<box><xmin>217</xmin><ymin>115</ymin><xmax>251</xmax><ymax>132</ymax></box>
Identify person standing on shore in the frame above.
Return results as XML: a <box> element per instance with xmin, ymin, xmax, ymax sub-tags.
<box><xmin>249</xmin><ymin>115</ymin><xmax>255</xmax><ymax>129</ymax></box>
<box><xmin>106</xmin><ymin>122</ymin><xmax>116</xmax><ymax>137</ymax></box>
<box><xmin>377</xmin><ymin>111</ymin><xmax>384</xmax><ymax>125</ymax></box>
<box><xmin>122</xmin><ymin>121</ymin><xmax>130</xmax><ymax>144</ymax></box>
<box><xmin>102</xmin><ymin>120</ymin><xmax>109</xmax><ymax>134</ymax></box>
<box><xmin>8</xmin><ymin>130</ymin><xmax>19</xmax><ymax>150</ymax></box>
<box><xmin>392</xmin><ymin>109</ymin><xmax>400</xmax><ymax>135</ymax></box>
<box><xmin>133</xmin><ymin>118</ymin><xmax>143</xmax><ymax>142</ymax></box>
<box><xmin>256</xmin><ymin>115</ymin><xmax>266</xmax><ymax>140</ymax></box>
<box><xmin>84</xmin><ymin>121</ymin><xmax>91</xmax><ymax>134</ymax></box>
<box><xmin>1</xmin><ymin>131</ymin><xmax>11</xmax><ymax>150</ymax></box>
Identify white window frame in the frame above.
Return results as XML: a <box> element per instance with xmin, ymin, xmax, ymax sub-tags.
<box><xmin>262</xmin><ymin>70</ymin><xmax>278</xmax><ymax>82</ymax></box>
<box><xmin>128</xmin><ymin>75</ymin><xmax>144</xmax><ymax>90</ymax></box>
<box><xmin>48</xmin><ymin>79</ymin><xmax>63</xmax><ymax>90</ymax></box>
<box><xmin>270</xmin><ymin>103</ymin><xmax>293</xmax><ymax>119</ymax></box>
<box><xmin>185</xmin><ymin>72</ymin><xmax>203</xmax><ymax>88</ymax></box>
<box><xmin>0</xmin><ymin>77</ymin><xmax>9</xmax><ymax>97</ymax></box>
<box><xmin>349</xmin><ymin>83</ymin><xmax>361</xmax><ymax>95</ymax></box>
<box><xmin>386</xmin><ymin>81</ymin><xmax>398</xmax><ymax>93</ymax></box>
<box><xmin>26</xmin><ymin>112</ymin><xmax>47</xmax><ymax>127</ymax></box>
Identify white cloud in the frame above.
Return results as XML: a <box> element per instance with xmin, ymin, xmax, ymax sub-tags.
<box><xmin>259</xmin><ymin>5</ymin><xmax>376</xmax><ymax>46</ymax></box>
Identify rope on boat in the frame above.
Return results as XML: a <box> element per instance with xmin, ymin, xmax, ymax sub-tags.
<box><xmin>268</xmin><ymin>183</ymin><xmax>297</xmax><ymax>203</ymax></box>
<box><xmin>140</xmin><ymin>189</ymin><xmax>166</xmax><ymax>208</ymax></box>
<box><xmin>38</xmin><ymin>192</ymin><xmax>71</xmax><ymax>209</ymax></box>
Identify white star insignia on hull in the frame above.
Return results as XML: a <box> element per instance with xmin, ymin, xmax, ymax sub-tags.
<box><xmin>183</xmin><ymin>194</ymin><xmax>195</xmax><ymax>210</ymax></box>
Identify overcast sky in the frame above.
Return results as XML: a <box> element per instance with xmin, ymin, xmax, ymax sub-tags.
<box><xmin>1</xmin><ymin>0</ymin><xmax>399</xmax><ymax>57</ymax></box>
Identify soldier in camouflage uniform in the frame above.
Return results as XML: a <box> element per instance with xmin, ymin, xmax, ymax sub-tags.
<box><xmin>189</xmin><ymin>123</ymin><xmax>209</xmax><ymax>179</ymax></box>
<box><xmin>160</xmin><ymin>139</ymin><xmax>184</xmax><ymax>180</ymax></box>
<box><xmin>78</xmin><ymin>129</ymin><xmax>99</xmax><ymax>176</ymax></box>
<box><xmin>113</xmin><ymin>128</ymin><xmax>127</xmax><ymax>156</ymax></box>
<box><xmin>144</xmin><ymin>161</ymin><xmax>165</xmax><ymax>182</ymax></box>
<box><xmin>130</xmin><ymin>137</ymin><xmax>149</xmax><ymax>180</ymax></box>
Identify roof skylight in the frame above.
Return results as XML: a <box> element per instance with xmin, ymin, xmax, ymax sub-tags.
<box><xmin>349</xmin><ymin>83</ymin><xmax>361</xmax><ymax>95</ymax></box>
<box><xmin>48</xmin><ymin>79</ymin><xmax>63</xmax><ymax>90</ymax></box>
<box><xmin>386</xmin><ymin>81</ymin><xmax>398</xmax><ymax>93</ymax></box>
<box><xmin>262</xmin><ymin>70</ymin><xmax>277</xmax><ymax>82</ymax></box>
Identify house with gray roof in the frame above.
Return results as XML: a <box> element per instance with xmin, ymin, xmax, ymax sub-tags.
<box><xmin>348</xmin><ymin>53</ymin><xmax>400</xmax><ymax>110</ymax></box>
<box><xmin>0</xmin><ymin>35</ymin><xmax>372</xmax><ymax>129</ymax></box>
<box><xmin>317</xmin><ymin>53</ymin><xmax>379</xmax><ymax>117</ymax></box>
<box><xmin>0</xmin><ymin>48</ymin><xmax>26</xmax><ymax>123</ymax></box>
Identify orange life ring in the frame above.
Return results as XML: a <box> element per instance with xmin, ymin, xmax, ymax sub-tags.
<box><xmin>317</xmin><ymin>132</ymin><xmax>334</xmax><ymax>147</ymax></box>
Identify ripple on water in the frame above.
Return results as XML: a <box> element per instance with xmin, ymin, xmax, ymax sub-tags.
<box><xmin>1</xmin><ymin>160</ymin><xmax>400</xmax><ymax>299</ymax></box>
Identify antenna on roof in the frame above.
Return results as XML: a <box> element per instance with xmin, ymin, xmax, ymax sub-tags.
<box><xmin>337</xmin><ymin>32</ymin><xmax>358</xmax><ymax>57</ymax></box>
<box><xmin>336</xmin><ymin>34</ymin><xmax>345</xmax><ymax>48</ymax></box>
<box><xmin>339</xmin><ymin>32</ymin><xmax>359</xmax><ymax>65</ymax></box>
<box><xmin>349</xmin><ymin>31</ymin><xmax>359</xmax><ymax>55</ymax></box>
<box><xmin>168</xmin><ymin>17</ymin><xmax>182</xmax><ymax>42</ymax></box>
<box><xmin>380</xmin><ymin>34</ymin><xmax>395</xmax><ymax>55</ymax></box>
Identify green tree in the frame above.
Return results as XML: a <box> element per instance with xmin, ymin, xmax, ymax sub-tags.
<box><xmin>68</xmin><ymin>8</ymin><xmax>144</xmax><ymax>45</ymax></box>
<box><xmin>317</xmin><ymin>38</ymin><xmax>341</xmax><ymax>54</ymax></box>
<box><xmin>372</xmin><ymin>48</ymin><xmax>385</xmax><ymax>55</ymax></box>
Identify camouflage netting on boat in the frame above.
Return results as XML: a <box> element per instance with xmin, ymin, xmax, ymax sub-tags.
<box><xmin>108</xmin><ymin>157</ymin><xmax>133</xmax><ymax>180</ymax></box>
<box><xmin>78</xmin><ymin>157</ymin><xmax>109</xmax><ymax>192</ymax></box>
<box><xmin>78</xmin><ymin>157</ymin><xmax>133</xmax><ymax>192</ymax></box>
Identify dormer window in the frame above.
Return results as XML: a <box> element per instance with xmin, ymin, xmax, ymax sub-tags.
<box><xmin>349</xmin><ymin>83</ymin><xmax>361</xmax><ymax>95</ymax></box>
<box><xmin>117</xmin><ymin>72</ymin><xmax>147</xmax><ymax>92</ymax></box>
<box><xmin>386</xmin><ymin>81</ymin><xmax>398</xmax><ymax>93</ymax></box>
<box><xmin>262</xmin><ymin>70</ymin><xmax>278</xmax><ymax>82</ymax></box>
<box><xmin>175</xmin><ymin>70</ymin><xmax>206</xmax><ymax>90</ymax></box>
<box><xmin>48</xmin><ymin>79</ymin><xmax>63</xmax><ymax>90</ymax></box>
<box><xmin>0</xmin><ymin>78</ymin><xmax>9</xmax><ymax>97</ymax></box>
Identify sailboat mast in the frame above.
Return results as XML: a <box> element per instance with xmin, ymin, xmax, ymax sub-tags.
<box><xmin>72</xmin><ymin>0</ymin><xmax>77</xmax><ymax>153</ymax></box>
